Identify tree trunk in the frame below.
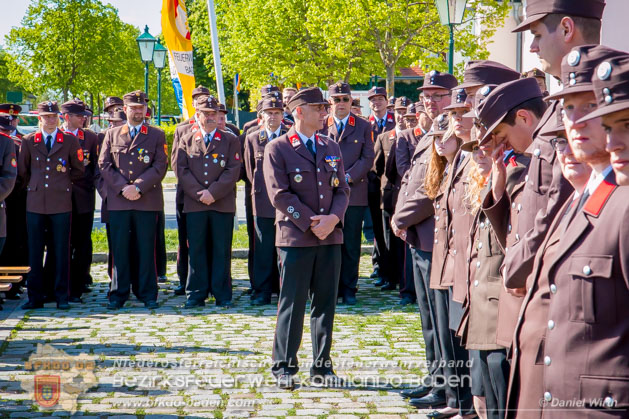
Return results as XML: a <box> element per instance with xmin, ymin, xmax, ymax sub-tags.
<box><xmin>385</xmin><ymin>65</ymin><xmax>395</xmax><ymax>97</ymax></box>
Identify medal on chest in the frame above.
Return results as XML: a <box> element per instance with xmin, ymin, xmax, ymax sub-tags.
<box><xmin>325</xmin><ymin>155</ymin><xmax>341</xmax><ymax>187</ymax></box>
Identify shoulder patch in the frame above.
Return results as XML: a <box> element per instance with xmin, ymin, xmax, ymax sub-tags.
<box><xmin>583</xmin><ymin>178</ymin><xmax>617</xmax><ymax>217</ymax></box>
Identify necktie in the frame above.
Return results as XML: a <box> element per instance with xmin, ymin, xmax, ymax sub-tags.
<box><xmin>46</xmin><ymin>135</ymin><xmax>52</xmax><ymax>152</ymax></box>
<box><xmin>305</xmin><ymin>138</ymin><xmax>316</xmax><ymax>158</ymax></box>
<box><xmin>204</xmin><ymin>134</ymin><xmax>211</xmax><ymax>146</ymax></box>
<box><xmin>379</xmin><ymin>119</ymin><xmax>385</xmax><ymax>132</ymax></box>
<box><xmin>338</xmin><ymin>122</ymin><xmax>344</xmax><ymax>134</ymax></box>
<box><xmin>131</xmin><ymin>127</ymin><xmax>137</xmax><ymax>138</ymax></box>
<box><xmin>271</xmin><ymin>133</ymin><xmax>277</xmax><ymax>140</ymax></box>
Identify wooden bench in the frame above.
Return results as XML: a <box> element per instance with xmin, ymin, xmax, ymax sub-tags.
<box><xmin>0</xmin><ymin>267</ymin><xmax>30</xmax><ymax>299</ymax></box>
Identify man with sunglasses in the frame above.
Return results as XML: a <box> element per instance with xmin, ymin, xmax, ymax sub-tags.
<box><xmin>320</xmin><ymin>82</ymin><xmax>374</xmax><ymax>306</ymax></box>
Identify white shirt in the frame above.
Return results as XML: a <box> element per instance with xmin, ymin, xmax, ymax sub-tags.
<box><xmin>334</xmin><ymin>114</ymin><xmax>350</xmax><ymax>131</ymax></box>
<box><xmin>297</xmin><ymin>131</ymin><xmax>316</xmax><ymax>153</ymax></box>
<box><xmin>127</xmin><ymin>123</ymin><xmax>143</xmax><ymax>136</ymax></box>
<box><xmin>265</xmin><ymin>126</ymin><xmax>281</xmax><ymax>140</ymax></box>
<box><xmin>62</xmin><ymin>125</ymin><xmax>78</xmax><ymax>136</ymax></box>
<box><xmin>200</xmin><ymin>127</ymin><xmax>217</xmax><ymax>142</ymax></box>
<box><xmin>41</xmin><ymin>128</ymin><xmax>58</xmax><ymax>142</ymax></box>
<box><xmin>584</xmin><ymin>164</ymin><xmax>613</xmax><ymax>197</ymax></box>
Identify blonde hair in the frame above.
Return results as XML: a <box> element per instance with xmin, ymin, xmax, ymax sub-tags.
<box><xmin>464</xmin><ymin>160</ymin><xmax>488</xmax><ymax>215</ymax></box>
<box><xmin>424</xmin><ymin>125</ymin><xmax>462</xmax><ymax>200</ymax></box>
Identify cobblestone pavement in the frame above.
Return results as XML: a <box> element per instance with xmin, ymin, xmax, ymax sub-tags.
<box><xmin>0</xmin><ymin>257</ymin><xmax>435</xmax><ymax>418</ymax></box>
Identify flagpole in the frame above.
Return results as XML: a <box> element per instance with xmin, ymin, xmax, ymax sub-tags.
<box><xmin>205</xmin><ymin>0</ymin><xmax>225</xmax><ymax>104</ymax></box>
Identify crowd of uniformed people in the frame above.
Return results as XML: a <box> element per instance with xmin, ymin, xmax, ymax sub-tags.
<box><xmin>0</xmin><ymin>0</ymin><xmax>627</xmax><ymax>416</ymax></box>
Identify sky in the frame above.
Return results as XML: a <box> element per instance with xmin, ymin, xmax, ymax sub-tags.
<box><xmin>0</xmin><ymin>0</ymin><xmax>163</xmax><ymax>46</ymax></box>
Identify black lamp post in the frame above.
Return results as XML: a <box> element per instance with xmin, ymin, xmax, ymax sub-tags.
<box><xmin>152</xmin><ymin>41</ymin><xmax>167</xmax><ymax>126</ymax></box>
<box><xmin>136</xmin><ymin>25</ymin><xmax>157</xmax><ymax>94</ymax></box>
<box><xmin>435</xmin><ymin>0</ymin><xmax>468</xmax><ymax>74</ymax></box>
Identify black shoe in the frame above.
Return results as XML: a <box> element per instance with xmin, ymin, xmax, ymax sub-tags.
<box><xmin>399</xmin><ymin>296</ymin><xmax>415</xmax><ymax>306</ymax></box>
<box><xmin>82</xmin><ymin>286</ymin><xmax>92</xmax><ymax>294</ymax></box>
<box><xmin>408</xmin><ymin>393</ymin><xmax>447</xmax><ymax>409</ymax></box>
<box><xmin>251</xmin><ymin>296</ymin><xmax>271</xmax><ymax>306</ymax></box>
<box><xmin>370</xmin><ymin>271</ymin><xmax>380</xmax><ymax>279</ymax></box>
<box><xmin>246</xmin><ymin>288</ymin><xmax>254</xmax><ymax>295</ymax></box>
<box><xmin>21</xmin><ymin>301</ymin><xmax>44</xmax><ymax>310</ymax></box>
<box><xmin>107</xmin><ymin>301</ymin><xmax>123</xmax><ymax>310</ymax></box>
<box><xmin>57</xmin><ymin>302</ymin><xmax>70</xmax><ymax>310</ymax></box>
<box><xmin>216</xmin><ymin>300</ymin><xmax>233</xmax><ymax>308</ymax></box>
<box><xmin>144</xmin><ymin>301</ymin><xmax>159</xmax><ymax>309</ymax></box>
<box><xmin>5</xmin><ymin>293</ymin><xmax>21</xmax><ymax>300</ymax></box>
<box><xmin>184</xmin><ymin>300</ymin><xmax>205</xmax><ymax>309</ymax></box>
<box><xmin>373</xmin><ymin>277</ymin><xmax>386</xmax><ymax>287</ymax></box>
<box><xmin>69</xmin><ymin>296</ymin><xmax>82</xmax><ymax>303</ymax></box>
<box><xmin>342</xmin><ymin>294</ymin><xmax>357</xmax><ymax>305</ymax></box>
<box><xmin>276</xmin><ymin>373</ymin><xmax>295</xmax><ymax>390</ymax></box>
<box><xmin>380</xmin><ymin>282</ymin><xmax>397</xmax><ymax>291</ymax></box>
<box><xmin>157</xmin><ymin>275</ymin><xmax>168</xmax><ymax>283</ymax></box>
<box><xmin>426</xmin><ymin>410</ymin><xmax>458</xmax><ymax>419</ymax></box>
<box><xmin>310</xmin><ymin>372</ymin><xmax>345</xmax><ymax>388</ymax></box>
<box><xmin>174</xmin><ymin>286</ymin><xmax>186</xmax><ymax>296</ymax></box>
<box><xmin>400</xmin><ymin>385</ymin><xmax>432</xmax><ymax>399</ymax></box>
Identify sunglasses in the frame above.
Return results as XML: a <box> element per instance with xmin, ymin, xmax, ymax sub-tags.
<box><xmin>332</xmin><ymin>97</ymin><xmax>351</xmax><ymax>103</ymax></box>
<box><xmin>550</xmin><ymin>137</ymin><xmax>569</xmax><ymax>153</ymax></box>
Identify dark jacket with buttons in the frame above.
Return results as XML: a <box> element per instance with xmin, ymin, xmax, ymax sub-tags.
<box><xmin>0</xmin><ymin>133</ymin><xmax>16</xmax><ymax>237</ymax></box>
<box><xmin>176</xmin><ymin>127</ymin><xmax>241</xmax><ymax>214</ymax></box>
<box><xmin>373</xmin><ymin>129</ymin><xmax>401</xmax><ymax>212</ymax></box>
<box><xmin>65</xmin><ymin>128</ymin><xmax>100</xmax><ymax>214</ymax></box>
<box><xmin>244</xmin><ymin>125</ymin><xmax>289</xmax><ymax>218</ymax></box>
<box><xmin>392</xmin><ymin>133</ymin><xmax>434</xmax><ymax>252</ymax></box>
<box><xmin>98</xmin><ymin>123</ymin><xmax>167</xmax><ymax>212</ymax></box>
<box><xmin>396</xmin><ymin>127</ymin><xmax>424</xmax><ymax>178</ymax></box>
<box><xmin>263</xmin><ymin>127</ymin><xmax>350</xmax><ymax>247</ymax></box>
<box><xmin>172</xmin><ymin>118</ymin><xmax>196</xmax><ymax>205</ymax></box>
<box><xmin>19</xmin><ymin>130</ymin><xmax>85</xmax><ymax>214</ymax></box>
<box><xmin>482</xmin><ymin>152</ymin><xmax>530</xmax><ymax>348</ymax></box>
<box><xmin>319</xmin><ymin>113</ymin><xmax>374</xmax><ymax>207</ymax></box>
<box><xmin>509</xmin><ymin>171</ymin><xmax>629</xmax><ymax>417</ymax></box>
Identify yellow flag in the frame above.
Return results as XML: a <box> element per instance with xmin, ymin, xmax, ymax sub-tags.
<box><xmin>161</xmin><ymin>0</ymin><xmax>195</xmax><ymax>119</ymax></box>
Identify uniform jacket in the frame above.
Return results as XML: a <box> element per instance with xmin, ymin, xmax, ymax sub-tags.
<box><xmin>320</xmin><ymin>113</ymin><xmax>374</xmax><ymax>206</ymax></box>
<box><xmin>373</xmin><ymin>129</ymin><xmax>401</xmax><ymax>211</ymax></box>
<box><xmin>176</xmin><ymin>127</ymin><xmax>240</xmax><ymax>214</ymax></box>
<box><xmin>172</xmin><ymin>118</ymin><xmax>196</xmax><ymax>204</ymax></box>
<box><xmin>263</xmin><ymin>127</ymin><xmax>350</xmax><ymax>248</ymax></box>
<box><xmin>458</xmin><ymin>186</ymin><xmax>505</xmax><ymax>350</ymax></box>
<box><xmin>65</xmin><ymin>128</ymin><xmax>100</xmax><ymax>214</ymax></box>
<box><xmin>19</xmin><ymin>130</ymin><xmax>85</xmax><ymax>214</ymax></box>
<box><xmin>482</xmin><ymin>152</ymin><xmax>530</xmax><ymax>347</ymax></box>
<box><xmin>396</xmin><ymin>127</ymin><xmax>424</xmax><ymax>177</ymax></box>
<box><xmin>448</xmin><ymin>152</ymin><xmax>476</xmax><ymax>303</ymax></box>
<box><xmin>244</xmin><ymin>125</ymin><xmax>289</xmax><ymax>218</ymax></box>
<box><xmin>430</xmin><ymin>175</ymin><xmax>451</xmax><ymax>290</ymax></box>
<box><xmin>368</xmin><ymin>112</ymin><xmax>395</xmax><ymax>193</ymax></box>
<box><xmin>503</xmin><ymin>101</ymin><xmax>574</xmax><ymax>288</ymax></box>
<box><xmin>98</xmin><ymin>123</ymin><xmax>167</xmax><ymax>212</ymax></box>
<box><xmin>392</xmin><ymin>133</ymin><xmax>434</xmax><ymax>252</ymax></box>
<box><xmin>0</xmin><ymin>133</ymin><xmax>17</xmax><ymax>237</ymax></box>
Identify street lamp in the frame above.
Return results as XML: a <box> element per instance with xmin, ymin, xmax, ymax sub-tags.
<box><xmin>136</xmin><ymin>25</ymin><xmax>157</xmax><ymax>94</ymax></box>
<box><xmin>153</xmin><ymin>41</ymin><xmax>167</xmax><ymax>126</ymax></box>
<box><xmin>435</xmin><ymin>0</ymin><xmax>468</xmax><ymax>74</ymax></box>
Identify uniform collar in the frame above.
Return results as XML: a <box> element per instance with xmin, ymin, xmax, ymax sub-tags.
<box><xmin>584</xmin><ymin>164</ymin><xmax>613</xmax><ymax>198</ymax></box>
<box><xmin>200</xmin><ymin>127</ymin><xmax>217</xmax><ymax>140</ymax></box>
<box><xmin>42</xmin><ymin>128</ymin><xmax>58</xmax><ymax>139</ymax></box>
<box><xmin>127</xmin><ymin>122</ymin><xmax>143</xmax><ymax>133</ymax></box>
<box><xmin>266</xmin><ymin>126</ymin><xmax>281</xmax><ymax>139</ymax></box>
<box><xmin>62</xmin><ymin>124</ymin><xmax>79</xmax><ymax>136</ymax></box>
<box><xmin>296</xmin><ymin>130</ymin><xmax>316</xmax><ymax>150</ymax></box>
<box><xmin>333</xmin><ymin>114</ymin><xmax>350</xmax><ymax>127</ymax></box>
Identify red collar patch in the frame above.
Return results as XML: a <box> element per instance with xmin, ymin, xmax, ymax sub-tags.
<box><xmin>140</xmin><ymin>125</ymin><xmax>148</xmax><ymax>135</ymax></box>
<box><xmin>414</xmin><ymin>127</ymin><xmax>422</xmax><ymax>137</ymax></box>
<box><xmin>289</xmin><ymin>135</ymin><xmax>300</xmax><ymax>147</ymax></box>
<box><xmin>214</xmin><ymin>131</ymin><xmax>221</xmax><ymax>140</ymax></box>
<box><xmin>77</xmin><ymin>129</ymin><xmax>84</xmax><ymax>140</ymax></box>
<box><xmin>328</xmin><ymin>116</ymin><xmax>334</xmax><ymax>127</ymax></box>
<box><xmin>34</xmin><ymin>132</ymin><xmax>42</xmax><ymax>143</ymax></box>
<box><xmin>583</xmin><ymin>178</ymin><xmax>617</xmax><ymax>217</ymax></box>
<box><xmin>387</xmin><ymin>113</ymin><xmax>394</xmax><ymax>123</ymax></box>
<box><xmin>389</xmin><ymin>131</ymin><xmax>396</xmax><ymax>139</ymax></box>
<box><xmin>317</xmin><ymin>134</ymin><xmax>324</xmax><ymax>146</ymax></box>
<box><xmin>189</xmin><ymin>119</ymin><xmax>195</xmax><ymax>124</ymax></box>
<box><xmin>369</xmin><ymin>115</ymin><xmax>375</xmax><ymax>123</ymax></box>
<box><xmin>56</xmin><ymin>131</ymin><xmax>64</xmax><ymax>143</ymax></box>
<box><xmin>348</xmin><ymin>116</ymin><xmax>355</xmax><ymax>126</ymax></box>
<box><xmin>509</xmin><ymin>156</ymin><xmax>517</xmax><ymax>167</ymax></box>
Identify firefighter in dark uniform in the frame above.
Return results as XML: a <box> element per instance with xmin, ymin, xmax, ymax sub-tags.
<box><xmin>20</xmin><ymin>101</ymin><xmax>85</xmax><ymax>310</ymax></box>
<box><xmin>99</xmin><ymin>90</ymin><xmax>167</xmax><ymax>310</ymax></box>
<box><xmin>60</xmin><ymin>99</ymin><xmax>100</xmax><ymax>302</ymax></box>
<box><xmin>264</xmin><ymin>87</ymin><xmax>350</xmax><ymax>389</ymax></box>
<box><xmin>176</xmin><ymin>96</ymin><xmax>241</xmax><ymax>308</ymax></box>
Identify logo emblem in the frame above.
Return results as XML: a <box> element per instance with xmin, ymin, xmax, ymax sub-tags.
<box><xmin>34</xmin><ymin>375</ymin><xmax>61</xmax><ymax>408</ymax></box>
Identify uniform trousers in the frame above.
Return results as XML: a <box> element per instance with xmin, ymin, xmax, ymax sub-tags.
<box><xmin>26</xmin><ymin>211</ymin><xmax>71</xmax><ymax>304</ymax></box>
<box><xmin>471</xmin><ymin>349</ymin><xmax>509</xmax><ymax>419</ymax></box>
<box><xmin>186</xmin><ymin>210</ymin><xmax>234</xmax><ymax>304</ymax></box>
<box><xmin>175</xmin><ymin>200</ymin><xmax>188</xmax><ymax>287</ymax></box>
<box><xmin>244</xmin><ymin>183</ymin><xmax>255</xmax><ymax>287</ymax></box>
<box><xmin>433</xmin><ymin>287</ymin><xmax>474</xmax><ymax>414</ymax></box>
<box><xmin>411</xmin><ymin>248</ymin><xmax>442</xmax><ymax>387</ymax></box>
<box><xmin>382</xmin><ymin>209</ymin><xmax>404</xmax><ymax>286</ymax></box>
<box><xmin>400</xmin><ymin>244</ymin><xmax>417</xmax><ymax>300</ymax></box>
<box><xmin>0</xmin><ymin>190</ymin><xmax>28</xmax><ymax>294</ymax></box>
<box><xmin>367</xmin><ymin>175</ymin><xmax>385</xmax><ymax>276</ymax></box>
<box><xmin>338</xmin><ymin>205</ymin><xmax>365</xmax><ymax>298</ymax></box>
<box><xmin>155</xmin><ymin>210</ymin><xmax>167</xmax><ymax>277</ymax></box>
<box><xmin>70</xmin><ymin>210</ymin><xmax>94</xmax><ymax>298</ymax></box>
<box><xmin>252</xmin><ymin>216</ymin><xmax>278</xmax><ymax>299</ymax></box>
<box><xmin>108</xmin><ymin>210</ymin><xmax>158</xmax><ymax>304</ymax></box>
<box><xmin>272</xmin><ymin>244</ymin><xmax>341</xmax><ymax>377</ymax></box>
